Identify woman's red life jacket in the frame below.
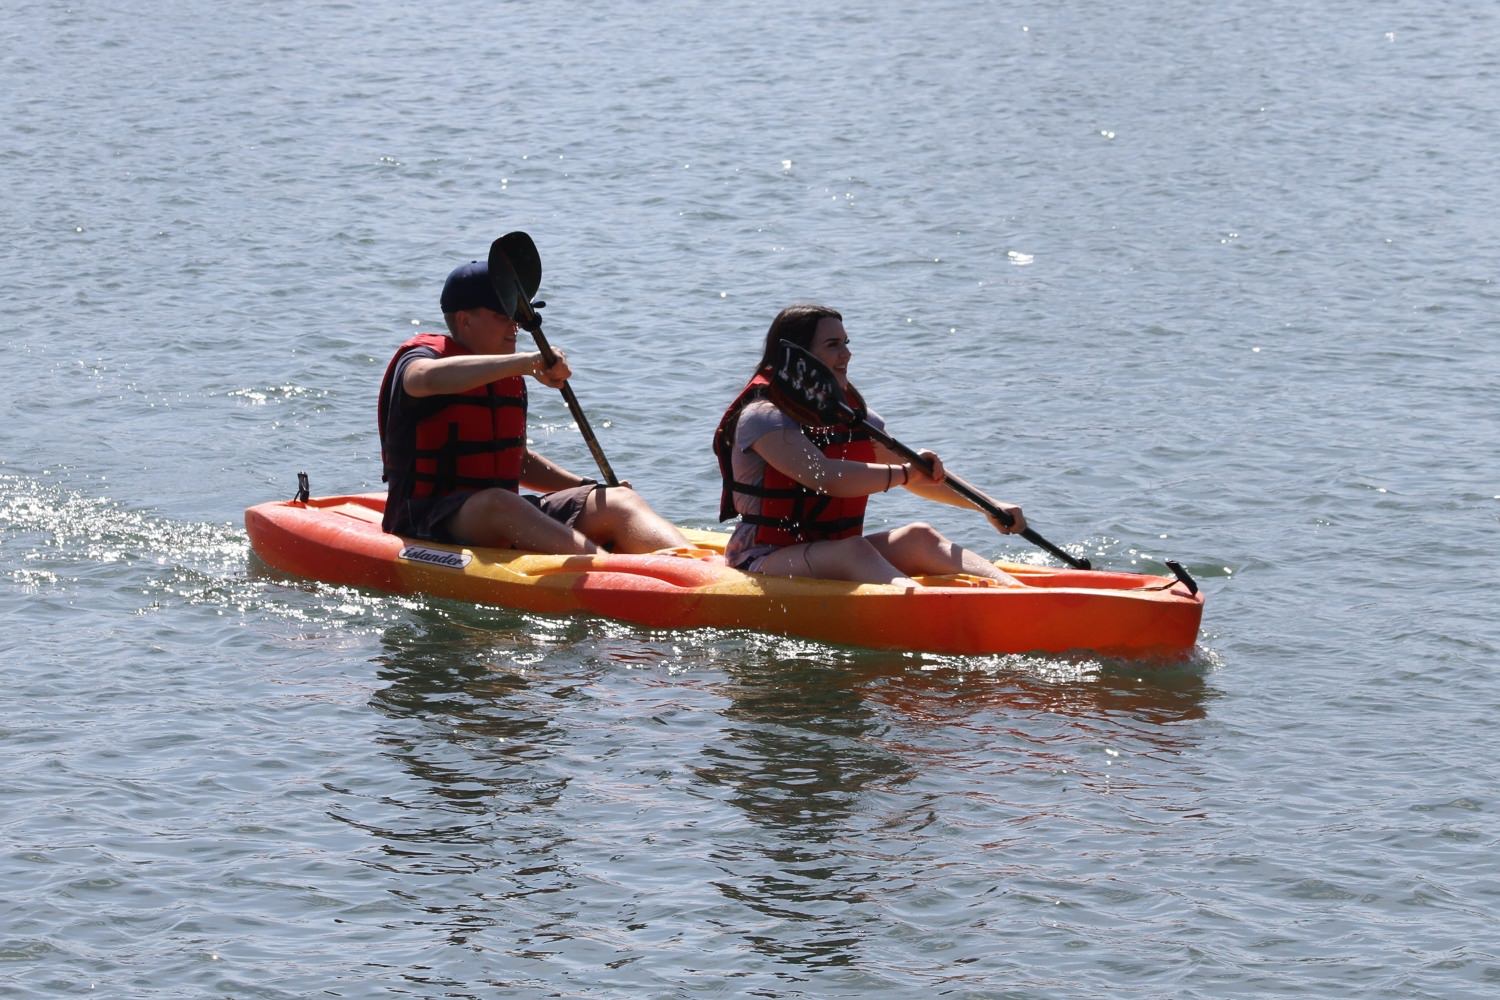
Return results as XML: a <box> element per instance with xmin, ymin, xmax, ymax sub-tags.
<box><xmin>378</xmin><ymin>333</ymin><xmax>527</xmax><ymax>504</ymax></box>
<box><xmin>712</xmin><ymin>372</ymin><xmax>875</xmax><ymax>547</ymax></box>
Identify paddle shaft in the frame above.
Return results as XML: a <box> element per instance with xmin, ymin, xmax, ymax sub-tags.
<box><xmin>854</xmin><ymin>414</ymin><xmax>1092</xmax><ymax>570</ymax></box>
<box><xmin>770</xmin><ymin>340</ymin><xmax>1092</xmax><ymax>569</ymax></box>
<box><xmin>517</xmin><ymin>300</ymin><xmax>620</xmax><ymax>487</ymax></box>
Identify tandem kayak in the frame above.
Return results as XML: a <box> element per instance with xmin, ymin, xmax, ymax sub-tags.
<box><xmin>245</xmin><ymin>493</ymin><xmax>1205</xmax><ymax>659</ymax></box>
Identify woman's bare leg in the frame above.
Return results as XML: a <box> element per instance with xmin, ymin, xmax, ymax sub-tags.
<box><xmin>867</xmin><ymin>523</ymin><xmax>1022</xmax><ymax>585</ymax></box>
<box><xmin>752</xmin><ymin>536</ymin><xmax>920</xmax><ymax>587</ymax></box>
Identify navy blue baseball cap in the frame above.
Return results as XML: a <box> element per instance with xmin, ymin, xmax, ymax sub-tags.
<box><xmin>440</xmin><ymin>260</ymin><xmax>506</xmax><ymax>315</ymax></box>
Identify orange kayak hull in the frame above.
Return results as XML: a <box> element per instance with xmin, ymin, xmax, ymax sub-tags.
<box><xmin>245</xmin><ymin>494</ymin><xmax>1204</xmax><ymax>659</ymax></box>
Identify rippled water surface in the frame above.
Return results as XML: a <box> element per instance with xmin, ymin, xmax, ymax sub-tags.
<box><xmin>5</xmin><ymin>1</ymin><xmax>1499</xmax><ymax>996</ymax></box>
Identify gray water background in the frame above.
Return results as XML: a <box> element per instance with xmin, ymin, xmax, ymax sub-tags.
<box><xmin>4</xmin><ymin>1</ymin><xmax>1499</xmax><ymax>996</ymax></box>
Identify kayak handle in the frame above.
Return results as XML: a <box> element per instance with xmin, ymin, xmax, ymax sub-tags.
<box><xmin>1164</xmin><ymin>559</ymin><xmax>1198</xmax><ymax>596</ymax></box>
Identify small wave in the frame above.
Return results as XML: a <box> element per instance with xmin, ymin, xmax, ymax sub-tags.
<box><xmin>0</xmin><ymin>473</ymin><xmax>406</xmax><ymax>633</ymax></box>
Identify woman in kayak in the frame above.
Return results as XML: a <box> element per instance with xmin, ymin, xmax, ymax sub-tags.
<box><xmin>713</xmin><ymin>304</ymin><xmax>1028</xmax><ymax>587</ymax></box>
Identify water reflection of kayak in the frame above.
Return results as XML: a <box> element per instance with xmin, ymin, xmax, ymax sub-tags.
<box><xmin>246</xmin><ymin>493</ymin><xmax>1204</xmax><ymax>659</ymax></box>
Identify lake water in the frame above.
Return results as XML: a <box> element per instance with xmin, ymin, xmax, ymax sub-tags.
<box><xmin>4</xmin><ymin>1</ymin><xmax>1499</xmax><ymax>996</ymax></box>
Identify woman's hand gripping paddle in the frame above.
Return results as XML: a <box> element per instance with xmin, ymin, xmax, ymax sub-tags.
<box><xmin>769</xmin><ymin>339</ymin><xmax>1094</xmax><ymax>570</ymax></box>
<box><xmin>488</xmin><ymin>232</ymin><xmax>620</xmax><ymax>487</ymax></box>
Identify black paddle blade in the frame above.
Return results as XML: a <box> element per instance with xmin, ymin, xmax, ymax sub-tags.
<box><xmin>498</xmin><ymin>231</ymin><xmax>542</xmax><ymax>299</ymax></box>
<box><xmin>486</xmin><ymin>231</ymin><xmax>543</xmax><ymax>322</ymax></box>
<box><xmin>769</xmin><ymin>340</ymin><xmax>858</xmax><ymax>426</ymax></box>
<box><xmin>486</xmin><ymin>239</ymin><xmax>523</xmax><ymax>320</ymax></box>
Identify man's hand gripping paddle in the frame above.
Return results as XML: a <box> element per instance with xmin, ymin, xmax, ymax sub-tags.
<box><xmin>769</xmin><ymin>339</ymin><xmax>1094</xmax><ymax>571</ymax></box>
<box><xmin>488</xmin><ymin>232</ymin><xmax>620</xmax><ymax>487</ymax></box>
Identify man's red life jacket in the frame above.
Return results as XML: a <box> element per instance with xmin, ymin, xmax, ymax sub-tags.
<box><xmin>378</xmin><ymin>333</ymin><xmax>527</xmax><ymax>511</ymax></box>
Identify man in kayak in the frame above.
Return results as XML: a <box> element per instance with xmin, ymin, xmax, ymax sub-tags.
<box><xmin>378</xmin><ymin>259</ymin><xmax>689</xmax><ymax>554</ymax></box>
<box><xmin>713</xmin><ymin>303</ymin><xmax>1027</xmax><ymax>586</ymax></box>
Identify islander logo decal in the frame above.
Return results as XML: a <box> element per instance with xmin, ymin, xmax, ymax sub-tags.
<box><xmin>397</xmin><ymin>545</ymin><xmax>472</xmax><ymax>570</ymax></box>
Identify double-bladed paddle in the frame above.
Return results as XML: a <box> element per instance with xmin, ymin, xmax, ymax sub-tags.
<box><xmin>769</xmin><ymin>339</ymin><xmax>1094</xmax><ymax>570</ymax></box>
<box><xmin>488</xmin><ymin>232</ymin><xmax>620</xmax><ymax>487</ymax></box>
